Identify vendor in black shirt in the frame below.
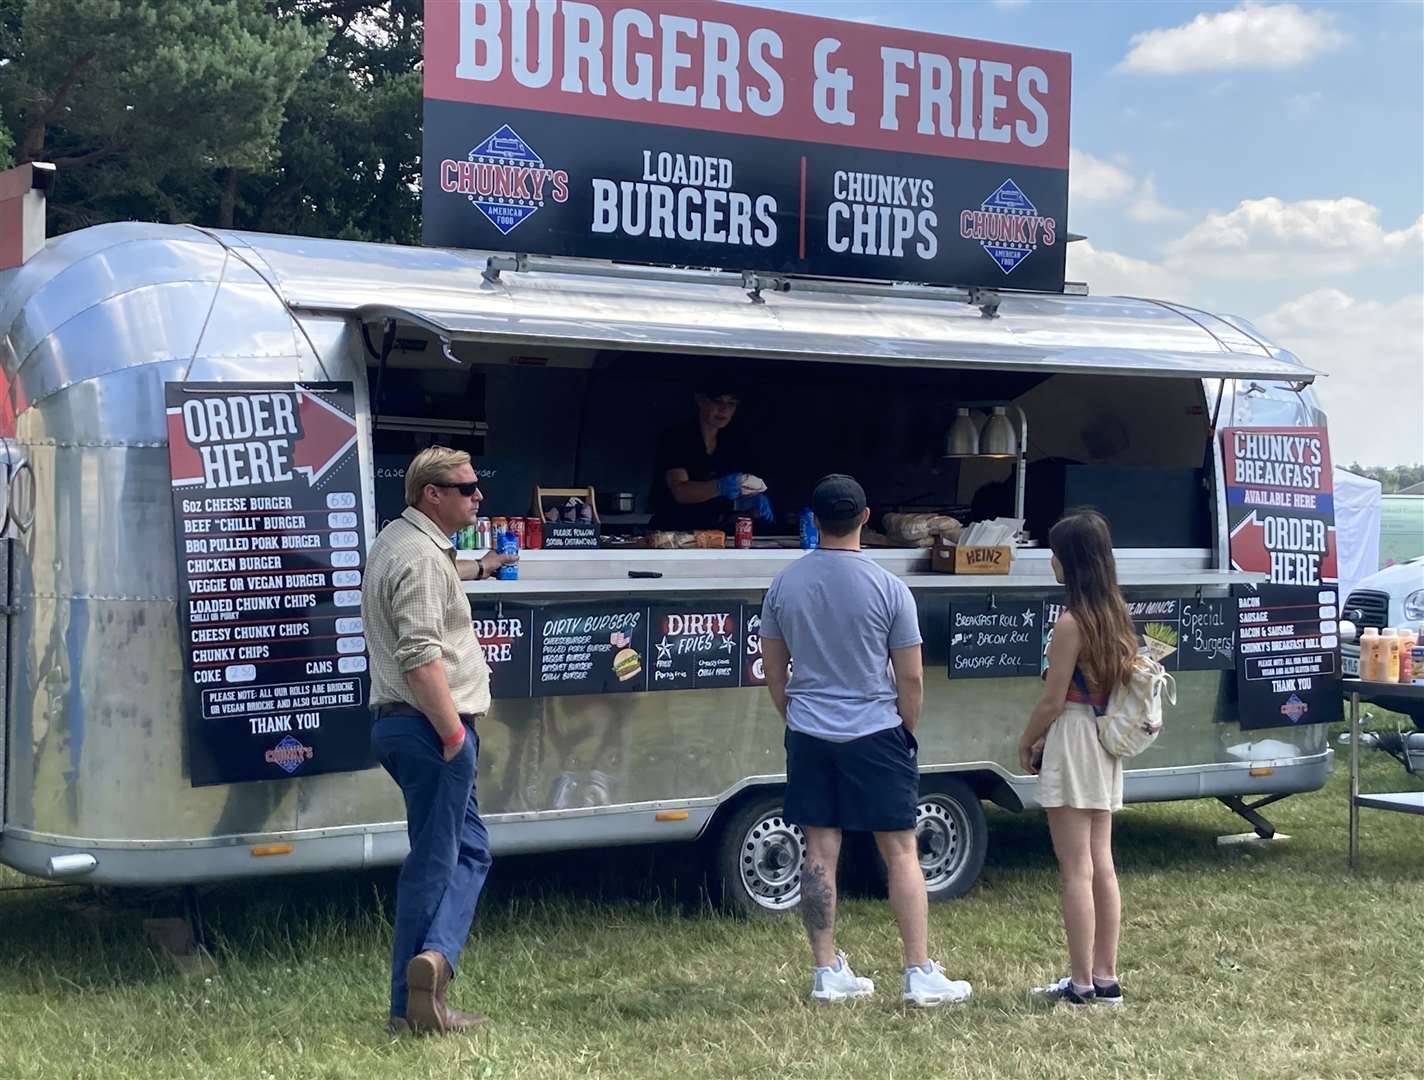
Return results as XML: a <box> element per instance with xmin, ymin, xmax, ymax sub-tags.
<box><xmin>649</xmin><ymin>381</ymin><xmax>773</xmax><ymax>531</ymax></box>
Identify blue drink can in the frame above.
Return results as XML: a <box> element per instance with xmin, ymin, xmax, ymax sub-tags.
<box><xmin>799</xmin><ymin>508</ymin><xmax>819</xmax><ymax>550</ymax></box>
<box><xmin>496</xmin><ymin>529</ymin><xmax>520</xmax><ymax>580</ymax></box>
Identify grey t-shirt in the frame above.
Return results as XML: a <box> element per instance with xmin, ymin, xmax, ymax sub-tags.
<box><xmin>759</xmin><ymin>549</ymin><xmax>922</xmax><ymax>742</ymax></box>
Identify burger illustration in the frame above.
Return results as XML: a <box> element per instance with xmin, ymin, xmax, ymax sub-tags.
<box><xmin>613</xmin><ymin>647</ymin><xmax>642</xmax><ymax>683</ymax></box>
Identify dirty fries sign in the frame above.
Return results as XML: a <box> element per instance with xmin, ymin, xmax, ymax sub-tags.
<box><xmin>422</xmin><ymin>0</ymin><xmax>1071</xmax><ymax>292</ymax></box>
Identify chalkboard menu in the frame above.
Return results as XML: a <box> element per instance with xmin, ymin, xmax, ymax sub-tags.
<box><xmin>949</xmin><ymin>601</ymin><xmax>1043</xmax><ymax>678</ymax></box>
<box><xmin>471</xmin><ymin>604</ymin><xmax>535</xmax><ymax>699</ymax></box>
<box><xmin>1178</xmin><ymin>596</ymin><xmax>1237</xmax><ymax>671</ymax></box>
<box><xmin>1126</xmin><ymin>598</ymin><xmax>1181</xmax><ymax>671</ymax></box>
<box><xmin>165</xmin><ymin>382</ymin><xmax>372</xmax><ymax>787</ymax></box>
<box><xmin>1234</xmin><ymin>583</ymin><xmax>1342</xmax><ymax>730</ymax></box>
<box><xmin>535</xmin><ymin>603</ymin><xmax>650</xmax><ymax>695</ymax></box>
<box><xmin>649</xmin><ymin>604</ymin><xmax>742</xmax><ymax>691</ymax></box>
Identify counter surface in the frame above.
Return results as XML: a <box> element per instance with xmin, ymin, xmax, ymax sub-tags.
<box><xmin>458</xmin><ymin>547</ymin><xmax>1260</xmax><ymax>595</ymax></box>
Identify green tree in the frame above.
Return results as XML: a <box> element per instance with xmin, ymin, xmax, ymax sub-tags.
<box><xmin>0</xmin><ymin>0</ymin><xmax>325</xmax><ymax>230</ymax></box>
<box><xmin>241</xmin><ymin>0</ymin><xmax>422</xmax><ymax>243</ymax></box>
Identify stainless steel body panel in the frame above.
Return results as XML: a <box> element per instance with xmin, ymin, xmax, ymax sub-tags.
<box><xmin>0</xmin><ymin>223</ymin><xmax>1329</xmax><ymax>885</ymax></box>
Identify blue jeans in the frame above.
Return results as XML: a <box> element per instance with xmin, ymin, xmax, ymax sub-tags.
<box><xmin>372</xmin><ymin>712</ymin><xmax>493</xmax><ymax>1019</ymax></box>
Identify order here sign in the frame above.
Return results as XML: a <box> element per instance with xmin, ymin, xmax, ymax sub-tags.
<box><xmin>422</xmin><ymin>0</ymin><xmax>1071</xmax><ymax>292</ymax></box>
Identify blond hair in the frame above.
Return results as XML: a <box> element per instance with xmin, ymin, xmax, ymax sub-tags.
<box><xmin>404</xmin><ymin>446</ymin><xmax>471</xmax><ymax>507</ymax></box>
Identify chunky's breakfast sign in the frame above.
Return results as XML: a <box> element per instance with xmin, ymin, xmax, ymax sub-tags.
<box><xmin>422</xmin><ymin>0</ymin><xmax>1071</xmax><ymax>291</ymax></box>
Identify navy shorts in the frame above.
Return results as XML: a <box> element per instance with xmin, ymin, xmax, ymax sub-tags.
<box><xmin>783</xmin><ymin>724</ymin><xmax>920</xmax><ymax>833</ymax></box>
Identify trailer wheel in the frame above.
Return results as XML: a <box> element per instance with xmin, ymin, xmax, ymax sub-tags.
<box><xmin>864</xmin><ymin>779</ymin><xmax>988</xmax><ymax>902</ymax></box>
<box><xmin>713</xmin><ymin>795</ymin><xmax>805</xmax><ymax>918</ymax></box>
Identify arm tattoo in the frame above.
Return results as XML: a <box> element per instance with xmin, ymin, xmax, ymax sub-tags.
<box><xmin>799</xmin><ymin>861</ymin><xmax>833</xmax><ymax>933</ymax></box>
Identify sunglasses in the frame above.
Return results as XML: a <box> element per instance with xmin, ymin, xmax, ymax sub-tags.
<box><xmin>431</xmin><ymin>481</ymin><xmax>481</xmax><ymax>497</ymax></box>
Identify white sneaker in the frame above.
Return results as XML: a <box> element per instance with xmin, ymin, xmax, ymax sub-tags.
<box><xmin>811</xmin><ymin>952</ymin><xmax>875</xmax><ymax>1002</ymax></box>
<box><xmin>903</xmin><ymin>960</ymin><xmax>973</xmax><ymax>1007</ymax></box>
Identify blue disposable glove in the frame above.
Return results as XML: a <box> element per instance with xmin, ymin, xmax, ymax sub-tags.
<box><xmin>734</xmin><ymin>492</ymin><xmax>774</xmax><ymax>523</ymax></box>
<box><xmin>716</xmin><ymin>473</ymin><xmax>744</xmax><ymax>501</ymax></box>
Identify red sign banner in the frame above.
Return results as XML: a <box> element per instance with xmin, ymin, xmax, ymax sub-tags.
<box><xmin>1221</xmin><ymin>426</ymin><xmax>1337</xmax><ymax>587</ymax></box>
<box><xmin>425</xmin><ymin>0</ymin><xmax>1070</xmax><ymax>168</ymax></box>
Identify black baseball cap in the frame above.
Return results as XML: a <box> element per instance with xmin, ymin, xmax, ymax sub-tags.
<box><xmin>812</xmin><ymin>474</ymin><xmax>867</xmax><ymax>525</ymax></box>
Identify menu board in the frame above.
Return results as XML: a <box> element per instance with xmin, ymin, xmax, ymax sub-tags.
<box><xmin>165</xmin><ymin>382</ymin><xmax>371</xmax><ymax>786</ymax></box>
<box><xmin>649</xmin><ymin>604</ymin><xmax>742</xmax><ymax>691</ymax></box>
<box><xmin>742</xmin><ymin>604</ymin><xmax>769</xmax><ymax>687</ymax></box>
<box><xmin>1233</xmin><ymin>583</ymin><xmax>1342</xmax><ymax>730</ymax></box>
<box><xmin>1126</xmin><ymin>599</ymin><xmax>1181</xmax><ymax>671</ymax></box>
<box><xmin>1177</xmin><ymin>596</ymin><xmax>1237</xmax><ymax>671</ymax></box>
<box><xmin>535</xmin><ymin>603</ymin><xmax>650</xmax><ymax>696</ymax></box>
<box><xmin>949</xmin><ymin>600</ymin><xmax>1042</xmax><ymax>679</ymax></box>
<box><xmin>471</xmin><ymin>604</ymin><xmax>535</xmax><ymax>699</ymax></box>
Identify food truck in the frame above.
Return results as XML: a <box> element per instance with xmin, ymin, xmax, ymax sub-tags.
<box><xmin>0</xmin><ymin>2</ymin><xmax>1339</xmax><ymax>914</ymax></box>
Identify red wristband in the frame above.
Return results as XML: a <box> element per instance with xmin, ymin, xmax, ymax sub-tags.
<box><xmin>441</xmin><ymin>727</ymin><xmax>465</xmax><ymax>749</ymax></box>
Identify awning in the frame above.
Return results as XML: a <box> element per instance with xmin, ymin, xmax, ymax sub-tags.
<box><xmin>261</xmin><ymin>236</ymin><xmax>1314</xmax><ymax>383</ymax></box>
<box><xmin>346</xmin><ymin>299</ymin><xmax>1314</xmax><ymax>383</ymax></box>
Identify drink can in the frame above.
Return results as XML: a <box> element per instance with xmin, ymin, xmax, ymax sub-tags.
<box><xmin>496</xmin><ymin>528</ymin><xmax>520</xmax><ymax>580</ymax></box>
<box><xmin>799</xmin><ymin>508</ymin><xmax>819</xmax><ymax>550</ymax></box>
<box><xmin>509</xmin><ymin>517</ymin><xmax>526</xmax><ymax>547</ymax></box>
<box><xmin>1411</xmin><ymin>645</ymin><xmax>1424</xmax><ymax>685</ymax></box>
<box><xmin>524</xmin><ymin>515</ymin><xmax>543</xmax><ymax>550</ymax></box>
<box><xmin>491</xmin><ymin>516</ymin><xmax>508</xmax><ymax>536</ymax></box>
<box><xmin>457</xmin><ymin>525</ymin><xmax>477</xmax><ymax>550</ymax></box>
<box><xmin>735</xmin><ymin>516</ymin><xmax>753</xmax><ymax>549</ymax></box>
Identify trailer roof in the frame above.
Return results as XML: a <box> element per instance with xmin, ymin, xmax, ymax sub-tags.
<box><xmin>6</xmin><ymin>224</ymin><xmax>1316</xmax><ymax>385</ymax></box>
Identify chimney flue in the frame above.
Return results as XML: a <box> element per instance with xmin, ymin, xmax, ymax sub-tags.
<box><xmin>0</xmin><ymin>162</ymin><xmax>54</xmax><ymax>270</ymax></box>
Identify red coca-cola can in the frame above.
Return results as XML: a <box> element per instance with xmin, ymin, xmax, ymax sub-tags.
<box><xmin>524</xmin><ymin>515</ymin><xmax>543</xmax><ymax>550</ymax></box>
<box><xmin>509</xmin><ymin>516</ymin><xmax>526</xmax><ymax>547</ymax></box>
<box><xmin>735</xmin><ymin>516</ymin><xmax>753</xmax><ymax>549</ymax></box>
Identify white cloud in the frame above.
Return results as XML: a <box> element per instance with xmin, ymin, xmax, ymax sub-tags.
<box><xmin>992</xmin><ymin>0</ymin><xmax>1030</xmax><ymax>9</ymax></box>
<box><xmin>1071</xmin><ymin>152</ymin><xmax>1185</xmax><ymax>224</ymax></box>
<box><xmin>1069</xmin><ymin>150</ymin><xmax>1135</xmax><ymax>203</ymax></box>
<box><xmin>1064</xmin><ymin>240</ymin><xmax>1186</xmax><ymax>298</ymax></box>
<box><xmin>1121</xmin><ymin>2</ymin><xmax>1347</xmax><ymax>74</ymax></box>
<box><xmin>1128</xmin><ymin>176</ymin><xmax>1186</xmax><ymax>223</ymax></box>
<box><xmin>1165</xmin><ymin>197</ymin><xmax>1424</xmax><ymax>277</ymax></box>
<box><xmin>1258</xmin><ymin>290</ymin><xmax>1424</xmax><ymax>465</ymax></box>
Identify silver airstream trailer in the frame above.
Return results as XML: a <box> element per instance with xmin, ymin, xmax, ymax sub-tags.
<box><xmin>0</xmin><ymin>211</ymin><xmax>1331</xmax><ymax>914</ymax></box>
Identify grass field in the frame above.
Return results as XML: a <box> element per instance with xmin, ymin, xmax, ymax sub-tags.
<box><xmin>2</xmin><ymin>725</ymin><xmax>1421</xmax><ymax>1080</ymax></box>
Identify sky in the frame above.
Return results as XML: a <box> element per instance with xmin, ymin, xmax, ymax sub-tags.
<box><xmin>741</xmin><ymin>0</ymin><xmax>1424</xmax><ymax>466</ymax></box>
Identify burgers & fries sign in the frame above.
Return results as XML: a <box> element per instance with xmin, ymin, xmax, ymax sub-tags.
<box><xmin>422</xmin><ymin>0</ymin><xmax>1071</xmax><ymax>292</ymax></box>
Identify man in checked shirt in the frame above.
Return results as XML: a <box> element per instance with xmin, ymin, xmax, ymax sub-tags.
<box><xmin>363</xmin><ymin>446</ymin><xmax>516</xmax><ymax>1036</ymax></box>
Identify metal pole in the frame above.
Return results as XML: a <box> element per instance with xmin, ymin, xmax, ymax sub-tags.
<box><xmin>1348</xmin><ymin>689</ymin><xmax>1361</xmax><ymax>870</ymax></box>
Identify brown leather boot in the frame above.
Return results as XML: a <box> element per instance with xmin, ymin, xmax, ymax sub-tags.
<box><xmin>436</xmin><ymin>969</ymin><xmax>490</xmax><ymax>1032</ymax></box>
<box><xmin>404</xmin><ymin>950</ymin><xmax>450</xmax><ymax>1035</ymax></box>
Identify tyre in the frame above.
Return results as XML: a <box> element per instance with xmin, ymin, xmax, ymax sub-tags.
<box><xmin>864</xmin><ymin>778</ymin><xmax>988</xmax><ymax>903</ymax></box>
<box><xmin>711</xmin><ymin>795</ymin><xmax>805</xmax><ymax>918</ymax></box>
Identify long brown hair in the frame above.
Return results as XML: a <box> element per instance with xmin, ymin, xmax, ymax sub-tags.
<box><xmin>1049</xmin><ymin>509</ymin><xmax>1137</xmax><ymax>690</ymax></box>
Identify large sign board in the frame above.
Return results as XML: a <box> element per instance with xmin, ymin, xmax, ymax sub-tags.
<box><xmin>1234</xmin><ymin>583</ymin><xmax>1342</xmax><ymax>730</ymax></box>
<box><xmin>423</xmin><ymin>0</ymin><xmax>1070</xmax><ymax>292</ymax></box>
<box><xmin>1221</xmin><ymin>426</ymin><xmax>1336</xmax><ymax>588</ymax></box>
<box><xmin>166</xmin><ymin>383</ymin><xmax>372</xmax><ymax>787</ymax></box>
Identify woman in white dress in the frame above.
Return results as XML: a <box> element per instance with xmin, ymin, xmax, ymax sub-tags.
<box><xmin>1018</xmin><ymin>509</ymin><xmax>1138</xmax><ymax>1008</ymax></box>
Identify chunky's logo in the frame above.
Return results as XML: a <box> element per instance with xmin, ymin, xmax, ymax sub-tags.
<box><xmin>1280</xmin><ymin>693</ymin><xmax>1309</xmax><ymax>723</ymax></box>
<box><xmin>439</xmin><ymin>124</ymin><xmax>569</xmax><ymax>236</ymax></box>
<box><xmin>960</xmin><ymin>179</ymin><xmax>1057</xmax><ymax>275</ymax></box>
<box><xmin>265</xmin><ymin>734</ymin><xmax>314</xmax><ymax>775</ymax></box>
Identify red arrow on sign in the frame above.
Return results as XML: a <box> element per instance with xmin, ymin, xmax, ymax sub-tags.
<box><xmin>292</xmin><ymin>388</ymin><xmax>357</xmax><ymax>486</ymax></box>
<box><xmin>1229</xmin><ymin>511</ymin><xmax>1270</xmax><ymax>574</ymax></box>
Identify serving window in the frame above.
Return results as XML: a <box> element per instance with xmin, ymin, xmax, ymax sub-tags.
<box><xmin>366</xmin><ymin>332</ymin><xmax>1215</xmax><ymax>553</ymax></box>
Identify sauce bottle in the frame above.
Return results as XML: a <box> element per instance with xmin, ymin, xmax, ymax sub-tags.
<box><xmin>1380</xmin><ymin>628</ymin><xmax>1401</xmax><ymax>683</ymax></box>
<box><xmin>1359</xmin><ymin>627</ymin><xmax>1381</xmax><ymax>682</ymax></box>
<box><xmin>1396</xmin><ymin>627</ymin><xmax>1416</xmax><ymax>684</ymax></box>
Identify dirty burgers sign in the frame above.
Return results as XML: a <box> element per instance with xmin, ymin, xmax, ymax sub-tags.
<box><xmin>166</xmin><ymin>382</ymin><xmax>373</xmax><ymax>787</ymax></box>
<box><xmin>422</xmin><ymin>0</ymin><xmax>1070</xmax><ymax>292</ymax></box>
